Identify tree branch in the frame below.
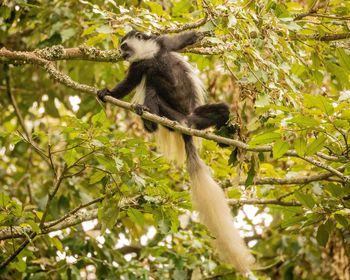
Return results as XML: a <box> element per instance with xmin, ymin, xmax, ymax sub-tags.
<box><xmin>225</xmin><ymin>170</ymin><xmax>342</xmax><ymax>187</ymax></box>
<box><xmin>0</xmin><ymin>209</ymin><xmax>98</xmax><ymax>241</ymax></box>
<box><xmin>228</xmin><ymin>199</ymin><xmax>301</xmax><ymax>206</ymax></box>
<box><xmin>39</xmin><ymin>167</ymin><xmax>67</xmax><ymax>229</ymax></box>
<box><xmin>156</xmin><ymin>12</ymin><xmax>208</xmax><ymax>33</ymax></box>
<box><xmin>292</xmin><ymin>32</ymin><xmax>350</xmax><ymax>41</ymax></box>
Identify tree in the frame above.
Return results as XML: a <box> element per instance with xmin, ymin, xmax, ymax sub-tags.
<box><xmin>0</xmin><ymin>0</ymin><xmax>349</xmax><ymax>279</ymax></box>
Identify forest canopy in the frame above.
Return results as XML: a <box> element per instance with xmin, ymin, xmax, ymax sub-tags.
<box><xmin>0</xmin><ymin>0</ymin><xmax>350</xmax><ymax>279</ymax></box>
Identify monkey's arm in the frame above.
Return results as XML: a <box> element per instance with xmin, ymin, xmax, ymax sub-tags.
<box><xmin>97</xmin><ymin>63</ymin><xmax>144</xmax><ymax>101</ymax></box>
<box><xmin>158</xmin><ymin>31</ymin><xmax>208</xmax><ymax>52</ymax></box>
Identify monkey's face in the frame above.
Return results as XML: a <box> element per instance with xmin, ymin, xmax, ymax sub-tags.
<box><xmin>120</xmin><ymin>30</ymin><xmax>159</xmax><ymax>62</ymax></box>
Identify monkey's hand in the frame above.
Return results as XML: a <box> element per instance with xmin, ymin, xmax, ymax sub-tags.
<box><xmin>196</xmin><ymin>31</ymin><xmax>214</xmax><ymax>41</ymax></box>
<box><xmin>134</xmin><ymin>104</ymin><xmax>150</xmax><ymax>116</ymax></box>
<box><xmin>97</xmin><ymin>88</ymin><xmax>110</xmax><ymax>102</ymax></box>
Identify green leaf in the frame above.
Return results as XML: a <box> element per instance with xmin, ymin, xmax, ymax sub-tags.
<box><xmin>273</xmin><ymin>139</ymin><xmax>290</xmax><ymax>159</ymax></box>
<box><xmin>96</xmin><ymin>25</ymin><xmax>113</xmax><ymax>34</ymax></box>
<box><xmin>303</xmin><ymin>94</ymin><xmax>334</xmax><ymax>115</ymax></box>
<box><xmin>60</xmin><ymin>28</ymin><xmax>76</xmax><ymax>42</ymax></box>
<box><xmin>0</xmin><ymin>193</ymin><xmax>10</xmax><ymax>207</ymax></box>
<box><xmin>98</xmin><ymin>204</ymin><xmax>119</xmax><ymax>234</ymax></box>
<box><xmin>81</xmin><ymin>25</ymin><xmax>98</xmax><ymax>37</ymax></box>
<box><xmin>228</xmin><ymin>149</ymin><xmax>238</xmax><ymax>166</ymax></box>
<box><xmin>245</xmin><ymin>163</ymin><xmax>256</xmax><ymax>187</ymax></box>
<box><xmin>316</xmin><ymin>224</ymin><xmax>329</xmax><ymax>246</ymax></box>
<box><xmin>334</xmin><ymin>214</ymin><xmax>349</xmax><ymax>228</ymax></box>
<box><xmin>147</xmin><ymin>2</ymin><xmax>165</xmax><ymax>15</ymax></box>
<box><xmin>10</xmin><ymin>134</ymin><xmax>23</xmax><ymax>145</ymax></box>
<box><xmin>63</xmin><ymin>149</ymin><xmax>79</xmax><ymax>167</ymax></box>
<box><xmin>288</xmin><ymin>116</ymin><xmax>320</xmax><ymax>128</ymax></box>
<box><xmin>294</xmin><ymin>191</ymin><xmax>315</xmax><ymax>209</ymax></box>
<box><xmin>127</xmin><ymin>208</ymin><xmax>145</xmax><ymax>226</ymax></box>
<box><xmin>294</xmin><ymin>137</ymin><xmax>306</xmax><ymax>157</ymax></box>
<box><xmin>51</xmin><ymin>236</ymin><xmax>63</xmax><ymax>251</ymax></box>
<box><xmin>324</xmin><ymin>183</ymin><xmax>344</xmax><ymax>198</ymax></box>
<box><xmin>325</xmin><ymin>61</ymin><xmax>350</xmax><ymax>89</ymax></box>
<box><xmin>11</xmin><ymin>257</ymin><xmax>26</xmax><ymax>272</ymax></box>
<box><xmin>336</xmin><ymin>49</ymin><xmax>350</xmax><ymax>72</ymax></box>
<box><xmin>91</xmin><ymin>110</ymin><xmax>108</xmax><ymax>127</ymax></box>
<box><xmin>96</xmin><ymin>155</ymin><xmax>117</xmax><ymax>173</ymax></box>
<box><xmin>26</xmin><ymin>220</ymin><xmax>40</xmax><ymax>233</ymax></box>
<box><xmin>89</xmin><ymin>171</ymin><xmax>106</xmax><ymax>184</ymax></box>
<box><xmin>305</xmin><ymin>136</ymin><xmax>326</xmax><ymax>156</ymax></box>
<box><xmin>85</xmin><ymin>34</ymin><xmax>107</xmax><ymax>46</ymax></box>
<box><xmin>248</xmin><ymin>132</ymin><xmax>281</xmax><ymax>146</ymax></box>
<box><xmin>281</xmin><ymin>215</ymin><xmax>306</xmax><ymax>228</ymax></box>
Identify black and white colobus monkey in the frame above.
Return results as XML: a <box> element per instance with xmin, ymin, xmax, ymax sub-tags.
<box><xmin>97</xmin><ymin>30</ymin><xmax>254</xmax><ymax>272</ymax></box>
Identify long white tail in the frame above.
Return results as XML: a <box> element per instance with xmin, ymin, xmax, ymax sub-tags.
<box><xmin>184</xmin><ymin>135</ymin><xmax>255</xmax><ymax>273</ymax></box>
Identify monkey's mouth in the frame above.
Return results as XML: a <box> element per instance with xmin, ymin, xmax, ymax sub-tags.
<box><xmin>121</xmin><ymin>51</ymin><xmax>131</xmax><ymax>60</ymax></box>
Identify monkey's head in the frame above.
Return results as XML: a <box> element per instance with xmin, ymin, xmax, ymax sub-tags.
<box><xmin>120</xmin><ymin>30</ymin><xmax>159</xmax><ymax>62</ymax></box>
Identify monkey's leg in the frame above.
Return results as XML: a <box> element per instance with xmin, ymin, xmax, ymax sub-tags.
<box><xmin>140</xmin><ymin>87</ymin><xmax>161</xmax><ymax>132</ymax></box>
<box><xmin>187</xmin><ymin>103</ymin><xmax>230</xmax><ymax>129</ymax></box>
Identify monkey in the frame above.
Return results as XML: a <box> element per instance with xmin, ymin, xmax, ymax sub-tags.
<box><xmin>97</xmin><ymin>30</ymin><xmax>254</xmax><ymax>272</ymax></box>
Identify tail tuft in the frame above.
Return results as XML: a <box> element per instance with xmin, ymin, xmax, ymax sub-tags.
<box><xmin>185</xmin><ymin>135</ymin><xmax>254</xmax><ymax>272</ymax></box>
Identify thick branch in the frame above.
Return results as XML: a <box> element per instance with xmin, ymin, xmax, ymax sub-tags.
<box><xmin>296</xmin><ymin>13</ymin><xmax>350</xmax><ymax>20</ymax></box>
<box><xmin>229</xmin><ymin>170</ymin><xmax>341</xmax><ymax>187</ymax></box>
<box><xmin>292</xmin><ymin>33</ymin><xmax>350</xmax><ymax>41</ymax></box>
<box><xmin>35</xmin><ymin>46</ymin><xmax>122</xmax><ymax>62</ymax></box>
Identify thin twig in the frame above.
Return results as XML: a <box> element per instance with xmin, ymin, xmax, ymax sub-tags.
<box><xmin>39</xmin><ymin>166</ymin><xmax>67</xmax><ymax>229</ymax></box>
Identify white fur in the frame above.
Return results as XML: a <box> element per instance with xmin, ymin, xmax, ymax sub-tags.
<box><xmin>125</xmin><ymin>38</ymin><xmax>160</xmax><ymax>62</ymax></box>
<box><xmin>132</xmin><ymin>76</ymin><xmax>146</xmax><ymax>104</ymax></box>
<box><xmin>190</xmin><ymin>159</ymin><xmax>255</xmax><ymax>272</ymax></box>
<box><xmin>155</xmin><ymin>126</ymin><xmax>187</xmax><ymax>165</ymax></box>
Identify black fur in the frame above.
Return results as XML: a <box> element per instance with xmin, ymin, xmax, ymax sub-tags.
<box><xmin>97</xmin><ymin>30</ymin><xmax>229</xmax><ymax>131</ymax></box>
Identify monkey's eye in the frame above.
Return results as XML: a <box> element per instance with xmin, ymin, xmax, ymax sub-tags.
<box><xmin>136</xmin><ymin>33</ymin><xmax>143</xmax><ymax>40</ymax></box>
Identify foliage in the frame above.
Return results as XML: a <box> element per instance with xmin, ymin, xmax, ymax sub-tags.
<box><xmin>0</xmin><ymin>0</ymin><xmax>350</xmax><ymax>279</ymax></box>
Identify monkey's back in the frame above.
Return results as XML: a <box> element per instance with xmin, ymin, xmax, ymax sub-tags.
<box><xmin>145</xmin><ymin>52</ymin><xmax>206</xmax><ymax>115</ymax></box>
